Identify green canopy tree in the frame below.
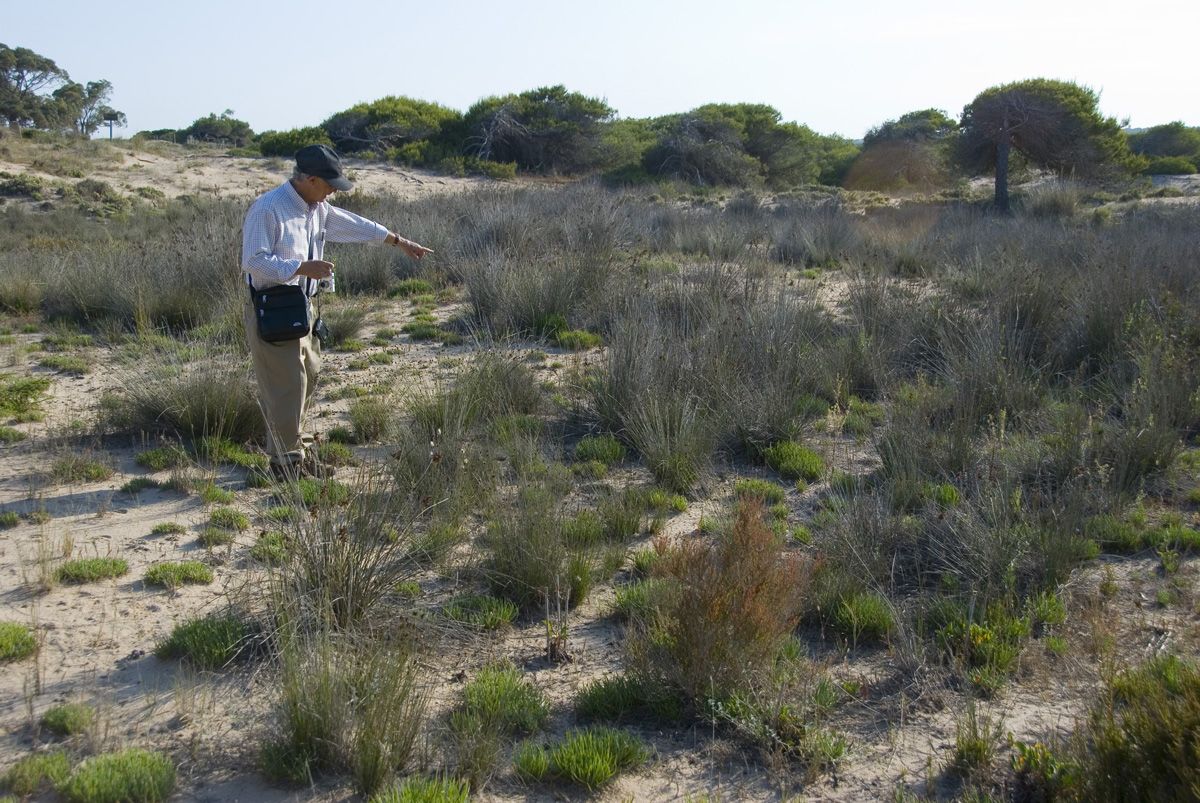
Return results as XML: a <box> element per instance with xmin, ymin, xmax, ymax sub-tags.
<box><xmin>642</xmin><ymin>103</ymin><xmax>857</xmax><ymax>188</ymax></box>
<box><xmin>848</xmin><ymin>108</ymin><xmax>958</xmax><ymax>191</ymax></box>
<box><xmin>180</xmin><ymin>110</ymin><xmax>254</xmax><ymax>146</ymax></box>
<box><xmin>464</xmin><ymin>85</ymin><xmax>614</xmax><ymax>173</ymax></box>
<box><xmin>957</xmin><ymin>78</ymin><xmax>1139</xmax><ymax>211</ymax></box>
<box><xmin>863</xmin><ymin>108</ymin><xmax>957</xmax><ymax>148</ymax></box>
<box><xmin>0</xmin><ymin>43</ymin><xmax>70</xmax><ymax>127</ymax></box>
<box><xmin>1127</xmin><ymin>122</ymin><xmax>1200</xmax><ymax>174</ymax></box>
<box><xmin>321</xmin><ymin>95</ymin><xmax>460</xmax><ymax>159</ymax></box>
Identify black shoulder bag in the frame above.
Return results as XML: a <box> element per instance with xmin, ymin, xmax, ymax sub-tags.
<box><xmin>250</xmin><ymin>280</ymin><xmax>311</xmax><ymax>342</ymax></box>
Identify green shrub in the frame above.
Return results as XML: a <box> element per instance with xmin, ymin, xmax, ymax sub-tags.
<box><xmin>317</xmin><ymin>441</ymin><xmax>355</xmax><ymax>466</ymax></box>
<box><xmin>291</xmin><ymin>477</ymin><xmax>351</xmax><ymax>509</ymax></box>
<box><xmin>0</xmin><ymin>511</ymin><xmax>19</xmax><ymax>529</ymax></box>
<box><xmin>41</xmin><ymin>702</ymin><xmax>94</xmax><ymax>737</ymax></box>
<box><xmin>58</xmin><ymin>748</ymin><xmax>175</xmax><ymax>803</ymax></box>
<box><xmin>149</xmin><ymin>522</ymin><xmax>185</xmax><ymax>535</ymax></box>
<box><xmin>734</xmin><ymin>478</ymin><xmax>787</xmax><ymax>504</ymax></box>
<box><xmin>57</xmin><ymin>557</ymin><xmax>128</xmax><ymax>584</ymax></box>
<box><xmin>0</xmin><ymin>375</ymin><xmax>50</xmax><ymax>419</ymax></box>
<box><xmin>0</xmin><ymin>425</ymin><xmax>26</xmax><ymax>443</ymax></box>
<box><xmin>762</xmin><ymin>441</ymin><xmax>824</xmax><ymax>481</ymax></box>
<box><xmin>155</xmin><ymin>613</ymin><xmax>253</xmax><ymax>669</ymax></box>
<box><xmin>1075</xmin><ymin>654</ymin><xmax>1200</xmax><ymax>799</ymax></box>
<box><xmin>574</xmin><ymin>434</ymin><xmax>626</xmax><ymax>465</ymax></box>
<box><xmin>0</xmin><ymin>621</ymin><xmax>36</xmax><ymax>662</ymax></box>
<box><xmin>1143</xmin><ymin>155</ymin><xmax>1197</xmax><ymax>175</ymax></box>
<box><xmin>443</xmin><ymin>595</ymin><xmax>519</xmax><ymax>630</ymax></box>
<box><xmin>613</xmin><ymin>578</ymin><xmax>670</xmax><ymax>621</ymax></box>
<box><xmin>258</xmin><ymin>126</ymin><xmax>333</xmax><ymax>156</ymax></box>
<box><xmin>3</xmin><ymin>750</ymin><xmax>70</xmax><ymax>796</ymax></box>
<box><xmin>143</xmin><ymin>561</ymin><xmax>213</xmax><ymax>589</ymax></box>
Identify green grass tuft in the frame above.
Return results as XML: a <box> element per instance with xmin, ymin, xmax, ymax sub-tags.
<box><xmin>155</xmin><ymin>613</ymin><xmax>253</xmax><ymax>669</ymax></box>
<box><xmin>58</xmin><ymin>748</ymin><xmax>175</xmax><ymax>803</ymax></box>
<box><xmin>41</xmin><ymin>702</ymin><xmax>94</xmax><ymax>737</ymax></box>
<box><xmin>734</xmin><ymin>477</ymin><xmax>787</xmax><ymax>504</ymax></box>
<box><xmin>762</xmin><ymin>440</ymin><xmax>824</xmax><ymax>482</ymax></box>
<box><xmin>3</xmin><ymin>750</ymin><xmax>70</xmax><ymax>796</ymax></box>
<box><xmin>143</xmin><ymin>561</ymin><xmax>213</xmax><ymax>589</ymax></box>
<box><xmin>443</xmin><ymin>595</ymin><xmax>519</xmax><ymax>630</ymax></box>
<box><xmin>135</xmin><ymin>445</ymin><xmax>189</xmax><ymax>471</ymax></box>
<box><xmin>208</xmin><ymin>506</ymin><xmax>249</xmax><ymax>531</ymax></box>
<box><xmin>50</xmin><ymin>455</ymin><xmax>113</xmax><ymax>483</ymax></box>
<box><xmin>0</xmin><ymin>621</ymin><xmax>37</xmax><ymax>662</ymax></box>
<box><xmin>56</xmin><ymin>557</ymin><xmax>128</xmax><ymax>584</ymax></box>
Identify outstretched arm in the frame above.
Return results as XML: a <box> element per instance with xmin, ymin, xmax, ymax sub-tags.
<box><xmin>385</xmin><ymin>232</ymin><xmax>434</xmax><ymax>260</ymax></box>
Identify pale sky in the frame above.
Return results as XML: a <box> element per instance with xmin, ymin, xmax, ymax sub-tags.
<box><xmin>7</xmin><ymin>0</ymin><xmax>1198</xmax><ymax>138</ymax></box>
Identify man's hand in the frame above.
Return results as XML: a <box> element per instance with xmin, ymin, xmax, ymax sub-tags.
<box><xmin>387</xmin><ymin>233</ymin><xmax>434</xmax><ymax>260</ymax></box>
<box><xmin>295</xmin><ymin>260</ymin><xmax>334</xmax><ymax>280</ymax></box>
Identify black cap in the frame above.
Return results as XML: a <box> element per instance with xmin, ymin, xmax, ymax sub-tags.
<box><xmin>295</xmin><ymin>144</ymin><xmax>353</xmax><ymax>191</ymax></box>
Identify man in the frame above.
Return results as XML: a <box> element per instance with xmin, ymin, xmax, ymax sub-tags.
<box><xmin>241</xmin><ymin>144</ymin><xmax>432</xmax><ymax>477</ymax></box>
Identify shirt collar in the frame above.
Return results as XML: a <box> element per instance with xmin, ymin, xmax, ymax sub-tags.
<box><xmin>281</xmin><ymin>179</ymin><xmax>320</xmax><ymax>214</ymax></box>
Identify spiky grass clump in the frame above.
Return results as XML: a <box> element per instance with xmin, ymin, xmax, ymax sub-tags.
<box><xmin>449</xmin><ymin>663</ymin><xmax>549</xmax><ymax>788</ymax></box>
<box><xmin>58</xmin><ymin>748</ymin><xmax>175</xmax><ymax>803</ymax></box>
<box><xmin>267</xmin><ymin>633</ymin><xmax>426</xmax><ymax>795</ymax></box>
<box><xmin>143</xmin><ymin>561</ymin><xmax>213</xmax><ymax>589</ymax></box>
<box><xmin>574</xmin><ymin>674</ymin><xmax>683</xmax><ymax>724</ymax></box>
<box><xmin>0</xmin><ymin>621</ymin><xmax>36</xmax><ymax>662</ymax></box>
<box><xmin>515</xmin><ymin>727</ymin><xmax>649</xmax><ymax>790</ymax></box>
<box><xmin>368</xmin><ymin>776</ymin><xmax>470</xmax><ymax>803</ymax></box>
<box><xmin>56</xmin><ymin>557</ymin><xmax>128</xmax><ymax>584</ymax></box>
<box><xmin>41</xmin><ymin>702</ymin><xmax>95</xmax><ymax>737</ymax></box>
<box><xmin>208</xmin><ymin>506</ymin><xmax>250</xmax><ymax>531</ymax></box>
<box><xmin>154</xmin><ymin>613</ymin><xmax>253</xmax><ymax>670</ymax></box>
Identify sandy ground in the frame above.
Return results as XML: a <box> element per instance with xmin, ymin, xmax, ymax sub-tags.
<box><xmin>1</xmin><ymin>148</ymin><xmax>1198</xmax><ymax>801</ymax></box>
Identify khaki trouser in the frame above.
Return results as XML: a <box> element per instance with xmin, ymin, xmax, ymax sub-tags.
<box><xmin>243</xmin><ymin>299</ymin><xmax>320</xmax><ymax>466</ymax></box>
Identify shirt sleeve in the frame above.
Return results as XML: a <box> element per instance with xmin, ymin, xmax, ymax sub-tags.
<box><xmin>242</xmin><ymin>203</ymin><xmax>301</xmax><ymax>285</ymax></box>
<box><xmin>325</xmin><ymin>205</ymin><xmax>389</xmax><ymax>244</ymax></box>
